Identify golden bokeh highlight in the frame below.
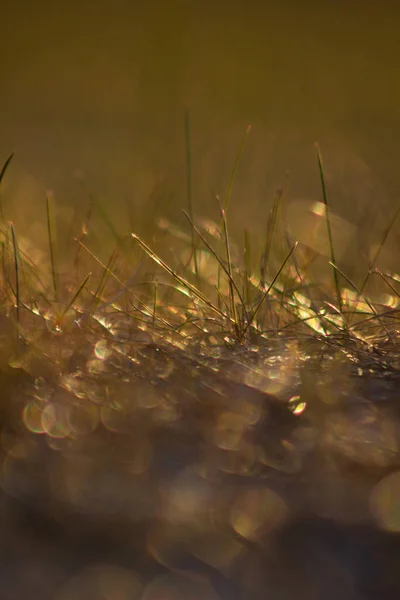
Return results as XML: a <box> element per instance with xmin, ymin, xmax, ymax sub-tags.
<box><xmin>371</xmin><ymin>471</ymin><xmax>400</xmax><ymax>533</ymax></box>
<box><xmin>230</xmin><ymin>487</ymin><xmax>287</xmax><ymax>540</ymax></box>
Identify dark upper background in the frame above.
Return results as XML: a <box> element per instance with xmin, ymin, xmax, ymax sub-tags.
<box><xmin>0</xmin><ymin>0</ymin><xmax>399</xmax><ymax>257</ymax></box>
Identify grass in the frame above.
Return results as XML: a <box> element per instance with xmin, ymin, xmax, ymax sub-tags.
<box><xmin>1</xmin><ymin>136</ymin><xmax>400</xmax><ymax>600</ymax></box>
<box><xmin>0</xmin><ymin>136</ymin><xmax>400</xmax><ymax>378</ymax></box>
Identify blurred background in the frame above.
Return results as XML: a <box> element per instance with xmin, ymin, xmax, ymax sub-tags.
<box><xmin>0</xmin><ymin>0</ymin><xmax>400</xmax><ymax>271</ymax></box>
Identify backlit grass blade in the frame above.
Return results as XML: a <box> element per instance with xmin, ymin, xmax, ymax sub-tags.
<box><xmin>316</xmin><ymin>143</ymin><xmax>343</xmax><ymax>315</ymax></box>
<box><xmin>217</xmin><ymin>126</ymin><xmax>251</xmax><ymax>310</ymax></box>
<box><xmin>0</xmin><ymin>152</ymin><xmax>15</xmax><ymax>221</ymax></box>
<box><xmin>46</xmin><ymin>191</ymin><xmax>59</xmax><ymax>301</ymax></box>
<box><xmin>260</xmin><ymin>188</ymin><xmax>283</xmax><ymax>290</ymax></box>
<box><xmin>185</xmin><ymin>110</ymin><xmax>200</xmax><ymax>286</ymax></box>
<box><xmin>10</xmin><ymin>221</ymin><xmax>20</xmax><ymax>324</ymax></box>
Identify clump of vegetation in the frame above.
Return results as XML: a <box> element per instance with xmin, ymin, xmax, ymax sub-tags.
<box><xmin>1</xmin><ymin>131</ymin><xmax>400</xmax><ymax>599</ymax></box>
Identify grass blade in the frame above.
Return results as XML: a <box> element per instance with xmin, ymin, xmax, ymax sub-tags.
<box><xmin>46</xmin><ymin>191</ymin><xmax>59</xmax><ymax>301</ymax></box>
<box><xmin>316</xmin><ymin>143</ymin><xmax>343</xmax><ymax>314</ymax></box>
<box><xmin>185</xmin><ymin>110</ymin><xmax>200</xmax><ymax>286</ymax></box>
<box><xmin>10</xmin><ymin>222</ymin><xmax>20</xmax><ymax>324</ymax></box>
<box><xmin>0</xmin><ymin>152</ymin><xmax>14</xmax><ymax>186</ymax></box>
<box><xmin>260</xmin><ymin>188</ymin><xmax>283</xmax><ymax>290</ymax></box>
<box><xmin>0</xmin><ymin>152</ymin><xmax>15</xmax><ymax>221</ymax></box>
<box><xmin>217</xmin><ymin>126</ymin><xmax>251</xmax><ymax>309</ymax></box>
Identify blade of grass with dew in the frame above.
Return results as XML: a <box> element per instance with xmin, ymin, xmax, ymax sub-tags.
<box><xmin>185</xmin><ymin>110</ymin><xmax>200</xmax><ymax>287</ymax></box>
<box><xmin>316</xmin><ymin>143</ymin><xmax>343</xmax><ymax>316</ymax></box>
<box><xmin>46</xmin><ymin>191</ymin><xmax>59</xmax><ymax>301</ymax></box>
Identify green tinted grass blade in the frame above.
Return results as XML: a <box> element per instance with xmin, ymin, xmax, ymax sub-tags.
<box><xmin>0</xmin><ymin>152</ymin><xmax>14</xmax><ymax>186</ymax></box>
<box><xmin>0</xmin><ymin>152</ymin><xmax>15</xmax><ymax>221</ymax></box>
<box><xmin>185</xmin><ymin>110</ymin><xmax>200</xmax><ymax>287</ymax></box>
<box><xmin>46</xmin><ymin>191</ymin><xmax>59</xmax><ymax>301</ymax></box>
<box><xmin>316</xmin><ymin>143</ymin><xmax>342</xmax><ymax>314</ymax></box>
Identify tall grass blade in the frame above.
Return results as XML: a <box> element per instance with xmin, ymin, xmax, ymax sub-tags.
<box><xmin>260</xmin><ymin>188</ymin><xmax>283</xmax><ymax>290</ymax></box>
<box><xmin>216</xmin><ymin>196</ymin><xmax>239</xmax><ymax>335</ymax></box>
<box><xmin>0</xmin><ymin>152</ymin><xmax>14</xmax><ymax>186</ymax></box>
<box><xmin>217</xmin><ymin>125</ymin><xmax>251</xmax><ymax>309</ymax></box>
<box><xmin>316</xmin><ymin>143</ymin><xmax>343</xmax><ymax>314</ymax></box>
<box><xmin>185</xmin><ymin>111</ymin><xmax>200</xmax><ymax>286</ymax></box>
<box><xmin>10</xmin><ymin>222</ymin><xmax>20</xmax><ymax>325</ymax></box>
<box><xmin>0</xmin><ymin>152</ymin><xmax>15</xmax><ymax>221</ymax></box>
<box><xmin>46</xmin><ymin>191</ymin><xmax>59</xmax><ymax>301</ymax></box>
<box><xmin>243</xmin><ymin>228</ymin><xmax>252</xmax><ymax>308</ymax></box>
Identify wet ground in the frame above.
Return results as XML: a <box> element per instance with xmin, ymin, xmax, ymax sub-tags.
<box><xmin>1</xmin><ymin>338</ymin><xmax>400</xmax><ymax>599</ymax></box>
